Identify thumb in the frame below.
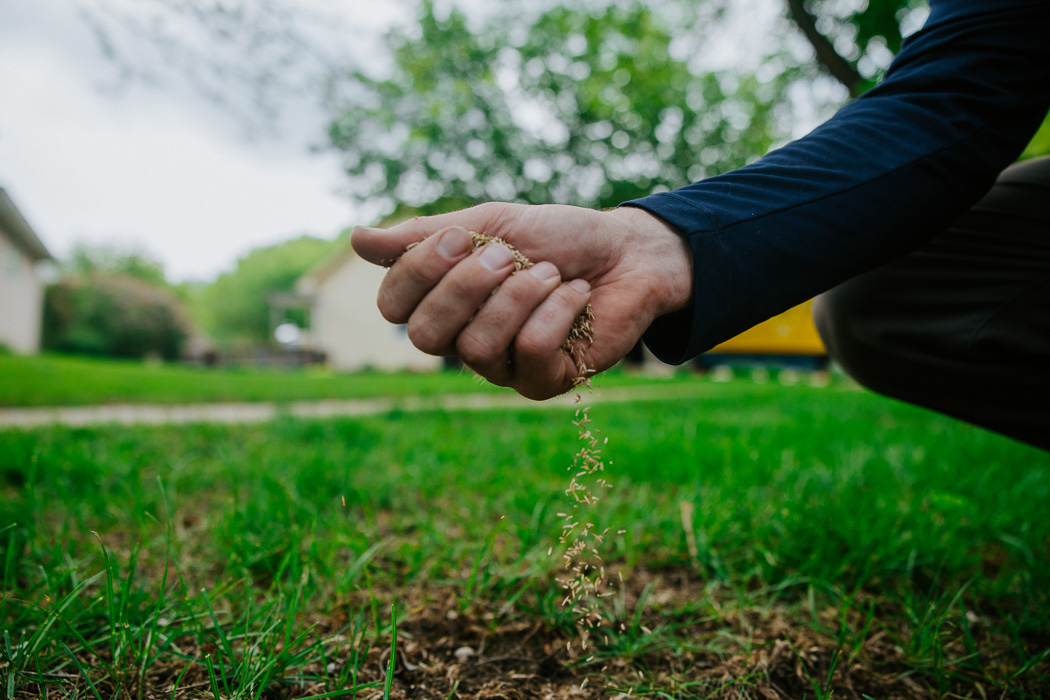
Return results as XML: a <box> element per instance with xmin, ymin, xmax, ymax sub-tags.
<box><xmin>350</xmin><ymin>225</ymin><xmax>426</xmax><ymax>267</ymax></box>
<box><xmin>352</xmin><ymin>203</ymin><xmax>518</xmax><ymax>266</ymax></box>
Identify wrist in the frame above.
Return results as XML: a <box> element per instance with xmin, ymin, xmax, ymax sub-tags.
<box><xmin>608</xmin><ymin>205</ymin><xmax>694</xmax><ymax>319</ymax></box>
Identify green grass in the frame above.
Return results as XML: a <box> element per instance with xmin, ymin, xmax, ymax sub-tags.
<box><xmin>0</xmin><ymin>353</ymin><xmax>504</xmax><ymax>407</ymax></box>
<box><xmin>1</xmin><ymin>377</ymin><xmax>1048</xmax><ymax>697</ymax></box>
<box><xmin>0</xmin><ymin>353</ymin><xmax>696</xmax><ymax>407</ymax></box>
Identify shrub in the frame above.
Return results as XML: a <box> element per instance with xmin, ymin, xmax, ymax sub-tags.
<box><xmin>43</xmin><ymin>274</ymin><xmax>192</xmax><ymax>360</ymax></box>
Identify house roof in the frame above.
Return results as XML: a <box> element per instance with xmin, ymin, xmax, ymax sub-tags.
<box><xmin>0</xmin><ymin>188</ymin><xmax>53</xmax><ymax>261</ymax></box>
<box><xmin>295</xmin><ymin>210</ymin><xmax>425</xmax><ymax>296</ymax></box>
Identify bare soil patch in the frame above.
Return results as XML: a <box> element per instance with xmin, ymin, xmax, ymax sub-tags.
<box><xmin>105</xmin><ymin>566</ymin><xmax>1043</xmax><ymax>700</ymax></box>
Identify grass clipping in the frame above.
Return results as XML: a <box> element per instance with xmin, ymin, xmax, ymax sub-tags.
<box><xmin>403</xmin><ymin>232</ymin><xmax>613</xmax><ymax>628</ymax></box>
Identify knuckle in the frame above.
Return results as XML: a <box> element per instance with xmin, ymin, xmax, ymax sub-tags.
<box><xmin>474</xmin><ymin>201</ymin><xmax>503</xmax><ymax>218</ymax></box>
<box><xmin>401</xmin><ymin>249</ymin><xmax>444</xmax><ymax>286</ymax></box>
<box><xmin>456</xmin><ymin>331</ymin><xmax>501</xmax><ymax>366</ymax></box>
<box><xmin>473</xmin><ymin>201</ymin><xmax>520</xmax><ymax>235</ymax></box>
<box><xmin>376</xmin><ymin>288</ymin><xmax>409</xmax><ymax>324</ymax></box>
<box><xmin>515</xmin><ymin>327</ymin><xmax>557</xmax><ymax>360</ymax></box>
<box><xmin>406</xmin><ymin>317</ymin><xmax>445</xmax><ymax>355</ymax></box>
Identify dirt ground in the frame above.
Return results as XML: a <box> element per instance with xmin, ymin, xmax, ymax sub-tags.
<box><xmin>124</xmin><ymin>566</ymin><xmax>1047</xmax><ymax>699</ymax></box>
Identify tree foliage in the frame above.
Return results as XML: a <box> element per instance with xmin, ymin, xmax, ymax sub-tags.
<box><xmin>787</xmin><ymin>0</ymin><xmax>1049</xmax><ymax>154</ymax></box>
<box><xmin>326</xmin><ymin>1</ymin><xmax>805</xmax><ymax>217</ymax></box>
<box><xmin>41</xmin><ymin>243</ymin><xmax>192</xmax><ymax>360</ymax></box>
<box><xmin>43</xmin><ymin>275</ymin><xmax>191</xmax><ymax>360</ymax></box>
<box><xmin>786</xmin><ymin>0</ymin><xmax>927</xmax><ymax>95</ymax></box>
<box><xmin>195</xmin><ymin>235</ymin><xmax>338</xmax><ymax>346</ymax></box>
<box><xmin>64</xmin><ymin>242</ymin><xmax>168</xmax><ymax>288</ymax></box>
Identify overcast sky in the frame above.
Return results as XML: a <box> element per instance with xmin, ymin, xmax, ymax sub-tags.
<box><xmin>0</xmin><ymin>0</ymin><xmax>785</xmax><ymax>283</ymax></box>
<box><xmin>0</xmin><ymin>0</ymin><xmax>412</xmax><ymax>282</ymax></box>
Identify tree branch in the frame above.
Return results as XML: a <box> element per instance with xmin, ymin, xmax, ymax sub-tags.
<box><xmin>785</xmin><ymin>0</ymin><xmax>863</xmax><ymax>96</ymax></box>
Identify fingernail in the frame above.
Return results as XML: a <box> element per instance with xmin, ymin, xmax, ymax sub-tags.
<box><xmin>436</xmin><ymin>227</ymin><xmax>472</xmax><ymax>259</ymax></box>
<box><xmin>528</xmin><ymin>261</ymin><xmax>559</xmax><ymax>281</ymax></box>
<box><xmin>479</xmin><ymin>244</ymin><xmax>515</xmax><ymax>271</ymax></box>
<box><xmin>568</xmin><ymin>279</ymin><xmax>591</xmax><ymax>293</ymax></box>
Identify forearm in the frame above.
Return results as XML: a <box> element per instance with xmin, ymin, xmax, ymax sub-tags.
<box><xmin>627</xmin><ymin>0</ymin><xmax>1050</xmax><ymax>363</ymax></box>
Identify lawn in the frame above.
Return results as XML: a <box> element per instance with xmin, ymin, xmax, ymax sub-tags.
<box><xmin>0</xmin><ymin>354</ymin><xmax>504</xmax><ymax>407</ymax></box>
<box><xmin>0</xmin><ymin>354</ymin><xmax>696</xmax><ymax>407</ymax></box>
<box><xmin>2</xmin><ymin>377</ymin><xmax>1048</xmax><ymax>698</ymax></box>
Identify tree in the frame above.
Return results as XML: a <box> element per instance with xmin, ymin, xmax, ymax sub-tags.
<box><xmin>785</xmin><ymin>0</ymin><xmax>927</xmax><ymax>96</ymax></box>
<box><xmin>41</xmin><ymin>243</ymin><xmax>192</xmax><ymax>360</ymax></box>
<box><xmin>64</xmin><ymin>242</ymin><xmax>168</xmax><ymax>287</ymax></box>
<box><xmin>42</xmin><ymin>275</ymin><xmax>191</xmax><ymax>360</ymax></box>
<box><xmin>195</xmin><ymin>235</ymin><xmax>338</xmax><ymax>346</ymax></box>
<box><xmin>77</xmin><ymin>0</ymin><xmax>349</xmax><ymax>135</ymax></box>
<box><xmin>325</xmin><ymin>1</ymin><xmax>806</xmax><ymax>218</ymax></box>
<box><xmin>78</xmin><ymin>0</ymin><xmax>1047</xmax><ymax>185</ymax></box>
<box><xmin>784</xmin><ymin>0</ymin><xmax>1049</xmax><ymax>154</ymax></box>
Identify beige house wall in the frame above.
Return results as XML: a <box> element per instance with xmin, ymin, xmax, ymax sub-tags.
<box><xmin>308</xmin><ymin>257</ymin><xmax>442</xmax><ymax>372</ymax></box>
<box><xmin>0</xmin><ymin>230</ymin><xmax>46</xmax><ymax>354</ymax></box>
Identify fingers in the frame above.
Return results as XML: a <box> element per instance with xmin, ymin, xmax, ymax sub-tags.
<box><xmin>456</xmin><ymin>261</ymin><xmax>563</xmax><ymax>385</ymax></box>
<box><xmin>355</xmin><ymin>201</ymin><xmax>595</xmax><ymax>399</ymax></box>
<box><xmin>509</xmin><ymin>279</ymin><xmax>592</xmax><ymax>400</ymax></box>
<box><xmin>379</xmin><ymin>226</ymin><xmax>524</xmax><ymax>356</ymax></box>
<box><xmin>407</xmin><ymin>243</ymin><xmax>522</xmax><ymax>355</ymax></box>
<box><xmin>376</xmin><ymin>226</ymin><xmax>473</xmax><ymax>323</ymax></box>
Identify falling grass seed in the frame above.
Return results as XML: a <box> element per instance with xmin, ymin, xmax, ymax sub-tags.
<box><xmin>401</xmin><ymin>231</ymin><xmax>613</xmax><ymax>627</ymax></box>
<box><xmin>463</xmin><ymin>232</ymin><xmax>611</xmax><ymax>627</ymax></box>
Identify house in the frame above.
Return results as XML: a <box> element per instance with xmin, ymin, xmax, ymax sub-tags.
<box><xmin>0</xmin><ymin>188</ymin><xmax>53</xmax><ymax>354</ymax></box>
<box><xmin>293</xmin><ymin>245</ymin><xmax>442</xmax><ymax>372</ymax></box>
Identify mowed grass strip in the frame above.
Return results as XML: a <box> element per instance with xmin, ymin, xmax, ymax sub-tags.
<box><xmin>1</xmin><ymin>379</ymin><xmax>1048</xmax><ymax>698</ymax></box>
<box><xmin>0</xmin><ymin>353</ymin><xmax>696</xmax><ymax>408</ymax></box>
<box><xmin>0</xmin><ymin>353</ymin><xmax>505</xmax><ymax>407</ymax></box>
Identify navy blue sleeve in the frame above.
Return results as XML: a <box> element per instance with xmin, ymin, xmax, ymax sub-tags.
<box><xmin>624</xmin><ymin>0</ymin><xmax>1050</xmax><ymax>364</ymax></box>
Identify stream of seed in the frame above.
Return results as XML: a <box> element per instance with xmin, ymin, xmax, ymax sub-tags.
<box><xmin>462</xmin><ymin>234</ymin><xmax>613</xmax><ymax>629</ymax></box>
<box><xmin>401</xmin><ymin>232</ymin><xmax>614</xmax><ymax>629</ymax></box>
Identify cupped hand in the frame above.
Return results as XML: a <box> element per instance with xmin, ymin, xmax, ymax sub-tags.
<box><xmin>351</xmin><ymin>202</ymin><xmax>693</xmax><ymax>400</ymax></box>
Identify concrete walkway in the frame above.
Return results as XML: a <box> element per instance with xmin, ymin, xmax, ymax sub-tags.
<box><xmin>0</xmin><ymin>384</ymin><xmax>712</xmax><ymax>429</ymax></box>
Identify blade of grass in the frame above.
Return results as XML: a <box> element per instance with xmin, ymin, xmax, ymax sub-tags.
<box><xmin>169</xmin><ymin>660</ymin><xmax>194</xmax><ymax>700</ymax></box>
<box><xmin>59</xmin><ymin>641</ymin><xmax>103</xmax><ymax>700</ymax></box>
<box><xmin>383</xmin><ymin>605</ymin><xmax>397</xmax><ymax>700</ymax></box>
<box><xmin>200</xmin><ymin>589</ymin><xmax>235</xmax><ymax>680</ymax></box>
<box><xmin>90</xmin><ymin>532</ymin><xmax>119</xmax><ymax>669</ymax></box>
<box><xmin>297</xmin><ymin>684</ymin><xmax>382</xmax><ymax>700</ymax></box>
<box><xmin>205</xmin><ymin>654</ymin><xmax>222</xmax><ymax>700</ymax></box>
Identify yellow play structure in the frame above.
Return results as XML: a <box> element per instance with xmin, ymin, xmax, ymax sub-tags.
<box><xmin>709</xmin><ymin>299</ymin><xmax>826</xmax><ymax>357</ymax></box>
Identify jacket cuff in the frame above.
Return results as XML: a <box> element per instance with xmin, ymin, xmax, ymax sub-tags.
<box><xmin>618</xmin><ymin>199</ymin><xmax>727</xmax><ymax>364</ymax></box>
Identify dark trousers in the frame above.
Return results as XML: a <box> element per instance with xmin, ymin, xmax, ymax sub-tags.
<box><xmin>814</xmin><ymin>156</ymin><xmax>1050</xmax><ymax>451</ymax></box>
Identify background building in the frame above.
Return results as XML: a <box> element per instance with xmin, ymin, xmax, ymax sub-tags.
<box><xmin>294</xmin><ymin>247</ymin><xmax>442</xmax><ymax>372</ymax></box>
<box><xmin>0</xmin><ymin>188</ymin><xmax>53</xmax><ymax>354</ymax></box>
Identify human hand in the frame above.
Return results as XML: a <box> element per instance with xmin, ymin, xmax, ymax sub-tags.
<box><xmin>351</xmin><ymin>202</ymin><xmax>693</xmax><ymax>400</ymax></box>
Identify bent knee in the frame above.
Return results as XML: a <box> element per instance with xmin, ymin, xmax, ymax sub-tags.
<box><xmin>813</xmin><ymin>280</ymin><xmax>899</xmax><ymax>395</ymax></box>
